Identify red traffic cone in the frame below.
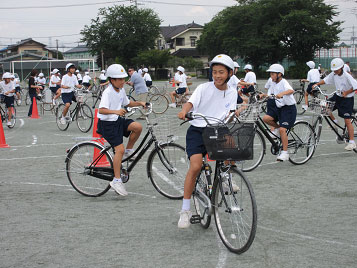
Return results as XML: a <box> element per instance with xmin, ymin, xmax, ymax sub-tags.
<box><xmin>0</xmin><ymin>120</ymin><xmax>10</xmax><ymax>148</ymax></box>
<box><xmin>31</xmin><ymin>97</ymin><xmax>40</xmax><ymax>119</ymax></box>
<box><xmin>172</xmin><ymin>80</ymin><xmax>176</xmax><ymax>87</ymax></box>
<box><xmin>206</xmin><ymin>154</ymin><xmax>215</xmax><ymax>162</ymax></box>
<box><xmin>92</xmin><ymin>109</ymin><xmax>109</xmax><ymax>167</ymax></box>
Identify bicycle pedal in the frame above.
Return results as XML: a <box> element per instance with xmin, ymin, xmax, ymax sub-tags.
<box><xmin>190</xmin><ymin>215</ymin><xmax>201</xmax><ymax>224</ymax></box>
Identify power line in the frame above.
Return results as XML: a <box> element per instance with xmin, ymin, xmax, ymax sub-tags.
<box><xmin>139</xmin><ymin>0</ymin><xmax>229</xmax><ymax>7</ymax></box>
<box><xmin>0</xmin><ymin>34</ymin><xmax>80</xmax><ymax>40</ymax></box>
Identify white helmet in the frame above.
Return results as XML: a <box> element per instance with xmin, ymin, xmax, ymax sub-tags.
<box><xmin>2</xmin><ymin>72</ymin><xmax>12</xmax><ymax>79</ymax></box>
<box><xmin>85</xmin><ymin>71</ymin><xmax>89</xmax><ymax>75</ymax></box>
<box><xmin>39</xmin><ymin>73</ymin><xmax>44</xmax><ymax>77</ymax></box>
<box><xmin>53</xmin><ymin>68</ymin><xmax>59</xmax><ymax>74</ymax></box>
<box><xmin>266</xmin><ymin>64</ymin><xmax>285</xmax><ymax>75</ymax></box>
<box><xmin>210</xmin><ymin>54</ymin><xmax>235</xmax><ymax>70</ymax></box>
<box><xmin>244</xmin><ymin>64</ymin><xmax>253</xmax><ymax>70</ymax></box>
<box><xmin>106</xmin><ymin>64</ymin><xmax>128</xmax><ymax>78</ymax></box>
<box><xmin>306</xmin><ymin>61</ymin><xmax>315</xmax><ymax>69</ymax></box>
<box><xmin>75</xmin><ymin>70</ymin><xmax>79</xmax><ymax>73</ymax></box>
<box><xmin>66</xmin><ymin>63</ymin><xmax>75</xmax><ymax>71</ymax></box>
<box><xmin>234</xmin><ymin>62</ymin><xmax>240</xmax><ymax>68</ymax></box>
<box><xmin>101</xmin><ymin>70</ymin><xmax>105</xmax><ymax>73</ymax></box>
<box><xmin>143</xmin><ymin>68</ymin><xmax>148</xmax><ymax>73</ymax></box>
<box><xmin>11</xmin><ymin>74</ymin><xmax>15</xmax><ymax>79</ymax></box>
<box><xmin>330</xmin><ymin>58</ymin><xmax>344</xmax><ymax>71</ymax></box>
<box><xmin>177</xmin><ymin>66</ymin><xmax>185</xmax><ymax>73</ymax></box>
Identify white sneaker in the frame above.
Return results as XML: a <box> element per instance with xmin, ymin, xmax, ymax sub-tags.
<box><xmin>110</xmin><ymin>180</ymin><xmax>128</xmax><ymax>196</ymax></box>
<box><xmin>169</xmin><ymin>103</ymin><xmax>176</xmax><ymax>108</ymax></box>
<box><xmin>277</xmin><ymin>152</ymin><xmax>289</xmax><ymax>161</ymax></box>
<box><xmin>60</xmin><ymin>116</ymin><xmax>66</xmax><ymax>124</ymax></box>
<box><xmin>7</xmin><ymin>121</ymin><xmax>11</xmax><ymax>126</ymax></box>
<box><xmin>344</xmin><ymin>143</ymin><xmax>356</xmax><ymax>151</ymax></box>
<box><xmin>302</xmin><ymin>104</ymin><xmax>308</xmax><ymax>111</ymax></box>
<box><xmin>52</xmin><ymin>99</ymin><xmax>56</xmax><ymax>105</ymax></box>
<box><xmin>17</xmin><ymin>100</ymin><xmax>21</xmax><ymax>105</ymax></box>
<box><xmin>178</xmin><ymin>210</ymin><xmax>192</xmax><ymax>229</ymax></box>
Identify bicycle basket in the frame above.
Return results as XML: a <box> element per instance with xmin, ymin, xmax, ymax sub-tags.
<box><xmin>75</xmin><ymin>91</ymin><xmax>85</xmax><ymax>103</ymax></box>
<box><xmin>151</xmin><ymin>114</ymin><xmax>183</xmax><ymax>144</ymax></box>
<box><xmin>0</xmin><ymin>94</ymin><xmax>4</xmax><ymax>104</ymax></box>
<box><xmin>292</xmin><ymin>81</ymin><xmax>302</xmax><ymax>90</ymax></box>
<box><xmin>202</xmin><ymin>123</ymin><xmax>255</xmax><ymax>161</ymax></box>
<box><xmin>236</xmin><ymin>103</ymin><xmax>261</xmax><ymax>122</ymax></box>
<box><xmin>309</xmin><ymin>98</ymin><xmax>335</xmax><ymax>115</ymax></box>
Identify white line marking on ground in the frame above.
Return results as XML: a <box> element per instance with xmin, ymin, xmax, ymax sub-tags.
<box><xmin>39</xmin><ymin>120</ymin><xmax>56</xmax><ymax>125</ymax></box>
<box><xmin>19</xmin><ymin>119</ymin><xmax>24</xmax><ymax>127</ymax></box>
<box><xmin>32</xmin><ymin>135</ymin><xmax>37</xmax><ymax>145</ymax></box>
<box><xmin>11</xmin><ymin>142</ymin><xmax>73</xmax><ymax>148</ymax></box>
<box><xmin>0</xmin><ymin>154</ymin><xmax>65</xmax><ymax>161</ymax></box>
<box><xmin>213</xmin><ymin>227</ymin><xmax>228</xmax><ymax>268</ymax></box>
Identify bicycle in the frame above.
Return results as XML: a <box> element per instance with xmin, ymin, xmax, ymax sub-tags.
<box><xmin>14</xmin><ymin>87</ymin><xmax>24</xmax><ymax>106</ymax></box>
<box><xmin>292</xmin><ymin>81</ymin><xmax>307</xmax><ymax>115</ymax></box>
<box><xmin>55</xmin><ymin>90</ymin><xmax>94</xmax><ymax>133</ymax></box>
<box><xmin>236</xmin><ymin>99</ymin><xmax>317</xmax><ymax>172</ymax></box>
<box><xmin>182</xmin><ymin>112</ymin><xmax>257</xmax><ymax>254</ymax></box>
<box><xmin>64</xmin><ymin>104</ymin><xmax>188</xmax><ymax>199</ymax></box>
<box><xmin>309</xmin><ymin>86</ymin><xmax>357</xmax><ymax>152</ymax></box>
<box><xmin>127</xmin><ymin>87</ymin><xmax>169</xmax><ymax>114</ymax></box>
<box><xmin>91</xmin><ymin>84</ymin><xmax>106</xmax><ymax>108</ymax></box>
<box><xmin>0</xmin><ymin>95</ymin><xmax>16</xmax><ymax>129</ymax></box>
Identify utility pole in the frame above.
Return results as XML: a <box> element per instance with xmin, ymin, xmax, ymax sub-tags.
<box><xmin>101</xmin><ymin>50</ymin><xmax>104</xmax><ymax>70</ymax></box>
<box><xmin>56</xmin><ymin>39</ymin><xmax>59</xmax><ymax>59</ymax></box>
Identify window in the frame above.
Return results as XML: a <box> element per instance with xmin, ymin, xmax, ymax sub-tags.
<box><xmin>176</xmin><ymin>38</ymin><xmax>184</xmax><ymax>46</ymax></box>
<box><xmin>190</xmin><ymin>38</ymin><xmax>196</xmax><ymax>47</ymax></box>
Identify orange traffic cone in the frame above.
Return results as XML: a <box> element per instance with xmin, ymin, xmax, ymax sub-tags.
<box><xmin>92</xmin><ymin>109</ymin><xmax>109</xmax><ymax>166</ymax></box>
<box><xmin>172</xmin><ymin>80</ymin><xmax>176</xmax><ymax>87</ymax></box>
<box><xmin>0</xmin><ymin>120</ymin><xmax>10</xmax><ymax>148</ymax></box>
<box><xmin>206</xmin><ymin>154</ymin><xmax>215</xmax><ymax>162</ymax></box>
<box><xmin>31</xmin><ymin>97</ymin><xmax>40</xmax><ymax>119</ymax></box>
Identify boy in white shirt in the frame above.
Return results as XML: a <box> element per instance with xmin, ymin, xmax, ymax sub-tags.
<box><xmin>169</xmin><ymin>66</ymin><xmax>190</xmax><ymax>108</ymax></box>
<box><xmin>228</xmin><ymin>61</ymin><xmax>247</xmax><ymax>104</ymax></box>
<box><xmin>239</xmin><ymin>64</ymin><xmax>256</xmax><ymax>96</ymax></box>
<box><xmin>177</xmin><ymin>54</ymin><xmax>237</xmax><ymax>228</ymax></box>
<box><xmin>0</xmin><ymin>72</ymin><xmax>16</xmax><ymax>126</ymax></box>
<box><xmin>49</xmin><ymin>69</ymin><xmax>61</xmax><ymax>105</ymax></box>
<box><xmin>82</xmin><ymin>72</ymin><xmax>92</xmax><ymax>90</ymax></box>
<box><xmin>12</xmin><ymin>75</ymin><xmax>21</xmax><ymax>105</ymax></box>
<box><xmin>97</xmin><ymin>64</ymin><xmax>146</xmax><ymax>196</ymax></box>
<box><xmin>76</xmin><ymin>70</ymin><xmax>82</xmax><ymax>85</ymax></box>
<box><xmin>37</xmin><ymin>73</ymin><xmax>46</xmax><ymax>94</ymax></box>
<box><xmin>263</xmin><ymin>64</ymin><xmax>297</xmax><ymax>161</ymax></box>
<box><xmin>313</xmin><ymin>58</ymin><xmax>357</xmax><ymax>151</ymax></box>
<box><xmin>60</xmin><ymin>63</ymin><xmax>82</xmax><ymax>124</ymax></box>
<box><xmin>300</xmin><ymin>61</ymin><xmax>320</xmax><ymax>110</ymax></box>
<box><xmin>99</xmin><ymin>70</ymin><xmax>107</xmax><ymax>84</ymax></box>
<box><xmin>142</xmin><ymin>68</ymin><xmax>152</xmax><ymax>87</ymax></box>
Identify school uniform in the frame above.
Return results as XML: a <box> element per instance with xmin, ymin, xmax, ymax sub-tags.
<box><xmin>306</xmin><ymin>69</ymin><xmax>320</xmax><ymax>94</ymax></box>
<box><xmin>343</xmin><ymin>64</ymin><xmax>351</xmax><ymax>74</ymax></box>
<box><xmin>242</xmin><ymin>71</ymin><xmax>256</xmax><ymax>94</ymax></box>
<box><xmin>37</xmin><ymin>77</ymin><xmax>46</xmax><ymax>90</ymax></box>
<box><xmin>186</xmin><ymin>82</ymin><xmax>237</xmax><ymax>158</ymax></box>
<box><xmin>14</xmin><ymin>78</ymin><xmax>21</xmax><ymax>93</ymax></box>
<box><xmin>267</xmin><ymin>79</ymin><xmax>297</xmax><ymax>129</ymax></box>
<box><xmin>143</xmin><ymin>73</ymin><xmax>152</xmax><ymax>87</ymax></box>
<box><xmin>61</xmin><ymin>74</ymin><xmax>78</xmax><ymax>104</ymax></box>
<box><xmin>77</xmin><ymin>73</ymin><xmax>83</xmax><ymax>84</ymax></box>
<box><xmin>99</xmin><ymin>74</ymin><xmax>107</xmax><ymax>84</ymax></box>
<box><xmin>49</xmin><ymin>75</ymin><xmax>61</xmax><ymax>94</ymax></box>
<box><xmin>0</xmin><ymin>81</ymin><xmax>15</xmax><ymax>108</ymax></box>
<box><xmin>82</xmin><ymin>75</ymin><xmax>91</xmax><ymax>88</ymax></box>
<box><xmin>264</xmin><ymin>78</ymin><xmax>278</xmax><ymax>116</ymax></box>
<box><xmin>97</xmin><ymin>84</ymin><xmax>133</xmax><ymax>147</ymax></box>
<box><xmin>228</xmin><ymin>75</ymin><xmax>241</xmax><ymax>103</ymax></box>
<box><xmin>324</xmin><ymin>72</ymin><xmax>357</xmax><ymax>119</ymax></box>
<box><xmin>176</xmin><ymin>73</ymin><xmax>188</xmax><ymax>95</ymax></box>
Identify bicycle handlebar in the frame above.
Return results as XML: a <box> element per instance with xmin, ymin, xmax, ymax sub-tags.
<box><xmin>184</xmin><ymin>110</ymin><xmax>236</xmax><ymax>126</ymax></box>
<box><xmin>311</xmin><ymin>85</ymin><xmax>337</xmax><ymax>98</ymax></box>
<box><xmin>125</xmin><ymin>102</ymin><xmax>152</xmax><ymax>116</ymax></box>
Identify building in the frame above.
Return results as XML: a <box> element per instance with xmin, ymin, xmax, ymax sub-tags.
<box><xmin>63</xmin><ymin>45</ymin><xmax>98</xmax><ymax>71</ymax></box>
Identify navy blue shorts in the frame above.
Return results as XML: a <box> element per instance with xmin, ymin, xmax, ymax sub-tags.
<box><xmin>329</xmin><ymin>94</ymin><xmax>354</xmax><ymax>119</ymax></box>
<box><xmin>186</xmin><ymin>125</ymin><xmax>207</xmax><ymax>159</ymax></box>
<box><xmin>277</xmin><ymin>105</ymin><xmax>297</xmax><ymax>129</ymax></box>
<box><xmin>82</xmin><ymin>82</ymin><xmax>90</xmax><ymax>88</ymax></box>
<box><xmin>242</xmin><ymin>85</ymin><xmax>255</xmax><ymax>94</ymax></box>
<box><xmin>50</xmin><ymin>87</ymin><xmax>59</xmax><ymax>94</ymax></box>
<box><xmin>78</xmin><ymin>80</ymin><xmax>82</xmax><ymax>85</ymax></box>
<box><xmin>237</xmin><ymin>94</ymin><xmax>243</xmax><ymax>104</ymax></box>
<box><xmin>4</xmin><ymin>95</ymin><xmax>15</xmax><ymax>108</ymax></box>
<box><xmin>146</xmin><ymin>81</ymin><xmax>152</xmax><ymax>87</ymax></box>
<box><xmin>266</xmin><ymin>99</ymin><xmax>279</xmax><ymax>119</ymax></box>
<box><xmin>61</xmin><ymin>92</ymin><xmax>75</xmax><ymax>104</ymax></box>
<box><xmin>306</xmin><ymin>82</ymin><xmax>318</xmax><ymax>94</ymax></box>
<box><xmin>100</xmin><ymin>80</ymin><xmax>106</xmax><ymax>84</ymax></box>
<box><xmin>176</xmin><ymin>88</ymin><xmax>187</xmax><ymax>95</ymax></box>
<box><xmin>97</xmin><ymin>117</ymin><xmax>134</xmax><ymax>147</ymax></box>
<box><xmin>15</xmin><ymin>87</ymin><xmax>21</xmax><ymax>93</ymax></box>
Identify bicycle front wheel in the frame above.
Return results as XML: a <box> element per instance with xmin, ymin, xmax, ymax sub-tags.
<box><xmin>147</xmin><ymin>142</ymin><xmax>187</xmax><ymax>199</ymax></box>
<box><xmin>149</xmin><ymin>94</ymin><xmax>169</xmax><ymax>114</ymax></box>
<box><xmin>240</xmin><ymin>129</ymin><xmax>266</xmax><ymax>172</ymax></box>
<box><xmin>294</xmin><ymin>91</ymin><xmax>305</xmax><ymax>115</ymax></box>
<box><xmin>55</xmin><ymin>104</ymin><xmax>70</xmax><ymax>131</ymax></box>
<box><xmin>212</xmin><ymin>167</ymin><xmax>257</xmax><ymax>254</ymax></box>
<box><xmin>288</xmin><ymin>121</ymin><xmax>316</xmax><ymax>165</ymax></box>
<box><xmin>66</xmin><ymin>142</ymin><xmax>113</xmax><ymax>197</ymax></box>
<box><xmin>76</xmin><ymin>103</ymin><xmax>93</xmax><ymax>133</ymax></box>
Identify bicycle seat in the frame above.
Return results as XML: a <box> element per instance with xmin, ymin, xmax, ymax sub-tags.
<box><xmin>353</xmin><ymin>108</ymin><xmax>357</xmax><ymax>114</ymax></box>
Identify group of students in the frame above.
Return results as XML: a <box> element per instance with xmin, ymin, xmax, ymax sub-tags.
<box><xmin>0</xmin><ymin>73</ymin><xmax>20</xmax><ymax>125</ymax></box>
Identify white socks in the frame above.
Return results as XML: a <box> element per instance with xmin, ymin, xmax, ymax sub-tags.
<box><xmin>181</xmin><ymin>198</ymin><xmax>190</xmax><ymax>211</ymax></box>
<box><xmin>113</xmin><ymin>177</ymin><xmax>122</xmax><ymax>183</ymax></box>
<box><xmin>349</xmin><ymin>140</ymin><xmax>355</xmax><ymax>144</ymax></box>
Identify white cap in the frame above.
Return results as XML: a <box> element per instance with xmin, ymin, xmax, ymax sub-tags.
<box><xmin>101</xmin><ymin>70</ymin><xmax>105</xmax><ymax>73</ymax></box>
<box><xmin>330</xmin><ymin>58</ymin><xmax>344</xmax><ymax>71</ymax></box>
<box><xmin>2</xmin><ymin>72</ymin><xmax>12</xmax><ymax>79</ymax></box>
<box><xmin>52</xmin><ymin>68</ymin><xmax>59</xmax><ymax>74</ymax></box>
<box><xmin>266</xmin><ymin>64</ymin><xmax>285</xmax><ymax>75</ymax></box>
<box><xmin>143</xmin><ymin>68</ymin><xmax>148</xmax><ymax>73</ymax></box>
<box><xmin>75</xmin><ymin>70</ymin><xmax>79</xmax><ymax>73</ymax></box>
<box><xmin>244</xmin><ymin>64</ymin><xmax>253</xmax><ymax>70</ymax></box>
<box><xmin>106</xmin><ymin>64</ymin><xmax>128</xmax><ymax>78</ymax></box>
<box><xmin>85</xmin><ymin>71</ymin><xmax>89</xmax><ymax>75</ymax></box>
<box><xmin>210</xmin><ymin>54</ymin><xmax>235</xmax><ymax>70</ymax></box>
<box><xmin>234</xmin><ymin>62</ymin><xmax>240</xmax><ymax>68</ymax></box>
<box><xmin>39</xmin><ymin>73</ymin><xmax>44</xmax><ymax>77</ymax></box>
<box><xmin>66</xmin><ymin>63</ymin><xmax>75</xmax><ymax>71</ymax></box>
<box><xmin>177</xmin><ymin>66</ymin><xmax>185</xmax><ymax>73</ymax></box>
<box><xmin>306</xmin><ymin>61</ymin><xmax>315</xmax><ymax>69</ymax></box>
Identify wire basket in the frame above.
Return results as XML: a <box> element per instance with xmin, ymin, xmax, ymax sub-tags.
<box><xmin>309</xmin><ymin>98</ymin><xmax>335</xmax><ymax>115</ymax></box>
<box><xmin>202</xmin><ymin>123</ymin><xmax>255</xmax><ymax>161</ymax></box>
<box><xmin>236</xmin><ymin>103</ymin><xmax>261</xmax><ymax>122</ymax></box>
<box><xmin>150</xmin><ymin>114</ymin><xmax>183</xmax><ymax>144</ymax></box>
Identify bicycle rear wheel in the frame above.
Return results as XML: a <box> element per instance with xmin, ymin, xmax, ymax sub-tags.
<box><xmin>288</xmin><ymin>121</ymin><xmax>316</xmax><ymax>165</ymax></box>
<box><xmin>193</xmin><ymin>169</ymin><xmax>212</xmax><ymax>229</ymax></box>
<box><xmin>149</xmin><ymin>94</ymin><xmax>169</xmax><ymax>114</ymax></box>
<box><xmin>212</xmin><ymin>166</ymin><xmax>257</xmax><ymax>254</ymax></box>
<box><xmin>55</xmin><ymin>104</ymin><xmax>70</xmax><ymax>131</ymax></box>
<box><xmin>66</xmin><ymin>142</ymin><xmax>113</xmax><ymax>197</ymax></box>
<box><xmin>76</xmin><ymin>103</ymin><xmax>93</xmax><ymax>133</ymax></box>
<box><xmin>147</xmin><ymin>142</ymin><xmax>187</xmax><ymax>199</ymax></box>
<box><xmin>240</xmin><ymin>130</ymin><xmax>266</xmax><ymax>172</ymax></box>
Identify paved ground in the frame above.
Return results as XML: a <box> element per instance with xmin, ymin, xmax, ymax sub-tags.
<box><xmin>1</xmin><ymin>79</ymin><xmax>356</xmax><ymax>268</ymax></box>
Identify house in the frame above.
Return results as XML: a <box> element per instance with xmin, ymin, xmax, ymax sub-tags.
<box><xmin>63</xmin><ymin>45</ymin><xmax>98</xmax><ymax>71</ymax></box>
<box><xmin>157</xmin><ymin>22</ymin><xmax>208</xmax><ymax>63</ymax></box>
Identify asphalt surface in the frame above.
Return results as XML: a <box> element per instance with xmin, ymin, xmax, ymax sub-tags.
<box><xmin>0</xmin><ymin>79</ymin><xmax>356</xmax><ymax>268</ymax></box>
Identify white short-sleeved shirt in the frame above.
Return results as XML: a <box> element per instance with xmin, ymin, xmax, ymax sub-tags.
<box><xmin>178</xmin><ymin>73</ymin><xmax>188</xmax><ymax>88</ymax></box>
<box><xmin>138</xmin><ymin>69</ymin><xmax>143</xmax><ymax>75</ymax></box>
<box><xmin>188</xmin><ymin>82</ymin><xmax>237</xmax><ymax>127</ymax></box>
<box><xmin>228</xmin><ymin>75</ymin><xmax>240</xmax><ymax>90</ymax></box>
<box><xmin>244</xmin><ymin>71</ymin><xmax>256</xmax><ymax>84</ymax></box>
<box><xmin>37</xmin><ymin>77</ymin><xmax>46</xmax><ymax>85</ymax></box>
<box><xmin>343</xmin><ymin>64</ymin><xmax>351</xmax><ymax>73</ymax></box>
<box><xmin>0</xmin><ymin>81</ymin><xmax>15</xmax><ymax>97</ymax></box>
<box><xmin>98</xmin><ymin>84</ymin><xmax>130</xmax><ymax>121</ymax></box>
<box><xmin>174</xmin><ymin>72</ymin><xmax>181</xmax><ymax>84</ymax></box>
<box><xmin>270</xmin><ymin>79</ymin><xmax>296</xmax><ymax>108</ymax></box>
<box><xmin>61</xmin><ymin>74</ymin><xmax>78</xmax><ymax>93</ymax></box>
<box><xmin>15</xmin><ymin>78</ymin><xmax>20</xmax><ymax>88</ymax></box>
<box><xmin>143</xmin><ymin>73</ymin><xmax>152</xmax><ymax>82</ymax></box>
<box><xmin>77</xmin><ymin>73</ymin><xmax>82</xmax><ymax>81</ymax></box>
<box><xmin>307</xmin><ymin>69</ymin><xmax>320</xmax><ymax>83</ymax></box>
<box><xmin>82</xmin><ymin>75</ymin><xmax>91</xmax><ymax>83</ymax></box>
<box><xmin>265</xmin><ymin>78</ymin><xmax>273</xmax><ymax>95</ymax></box>
<box><xmin>49</xmin><ymin>75</ymin><xmax>60</xmax><ymax>87</ymax></box>
<box><xmin>99</xmin><ymin>74</ymin><xmax>107</xmax><ymax>81</ymax></box>
<box><xmin>324</xmin><ymin>72</ymin><xmax>357</xmax><ymax>98</ymax></box>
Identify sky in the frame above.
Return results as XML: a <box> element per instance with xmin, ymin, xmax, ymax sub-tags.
<box><xmin>0</xmin><ymin>0</ymin><xmax>356</xmax><ymax>52</ymax></box>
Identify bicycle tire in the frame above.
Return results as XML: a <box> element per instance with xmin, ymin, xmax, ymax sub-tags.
<box><xmin>212</xmin><ymin>166</ymin><xmax>257</xmax><ymax>254</ymax></box>
<box><xmin>193</xmin><ymin>169</ymin><xmax>211</xmax><ymax>229</ymax></box>
<box><xmin>6</xmin><ymin>107</ymin><xmax>16</xmax><ymax>129</ymax></box>
<box><xmin>240</xmin><ymin>129</ymin><xmax>266</xmax><ymax>172</ymax></box>
<box><xmin>55</xmin><ymin>104</ymin><xmax>70</xmax><ymax>131</ymax></box>
<box><xmin>66</xmin><ymin>142</ymin><xmax>112</xmax><ymax>197</ymax></box>
<box><xmin>149</xmin><ymin>94</ymin><xmax>169</xmax><ymax>114</ymax></box>
<box><xmin>76</xmin><ymin>103</ymin><xmax>93</xmax><ymax>133</ymax></box>
<box><xmin>288</xmin><ymin>121</ymin><xmax>316</xmax><ymax>165</ymax></box>
<box><xmin>147</xmin><ymin>142</ymin><xmax>187</xmax><ymax>199</ymax></box>
<box><xmin>313</xmin><ymin>116</ymin><xmax>323</xmax><ymax>144</ymax></box>
<box><xmin>294</xmin><ymin>91</ymin><xmax>306</xmax><ymax>115</ymax></box>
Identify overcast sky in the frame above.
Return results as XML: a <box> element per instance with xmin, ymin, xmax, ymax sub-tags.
<box><xmin>0</xmin><ymin>0</ymin><xmax>356</xmax><ymax>52</ymax></box>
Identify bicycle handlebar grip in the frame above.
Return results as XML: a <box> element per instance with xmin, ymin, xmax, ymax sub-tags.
<box><xmin>185</xmin><ymin>112</ymin><xmax>193</xmax><ymax>120</ymax></box>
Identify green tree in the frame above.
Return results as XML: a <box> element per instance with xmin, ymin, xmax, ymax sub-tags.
<box><xmin>133</xmin><ymin>49</ymin><xmax>171</xmax><ymax>70</ymax></box>
<box><xmin>80</xmin><ymin>5</ymin><xmax>161</xmax><ymax>68</ymax></box>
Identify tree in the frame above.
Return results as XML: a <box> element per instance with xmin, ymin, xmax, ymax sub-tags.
<box><xmin>81</xmin><ymin>5</ymin><xmax>161</xmax><ymax>68</ymax></box>
<box><xmin>133</xmin><ymin>49</ymin><xmax>171</xmax><ymax>70</ymax></box>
